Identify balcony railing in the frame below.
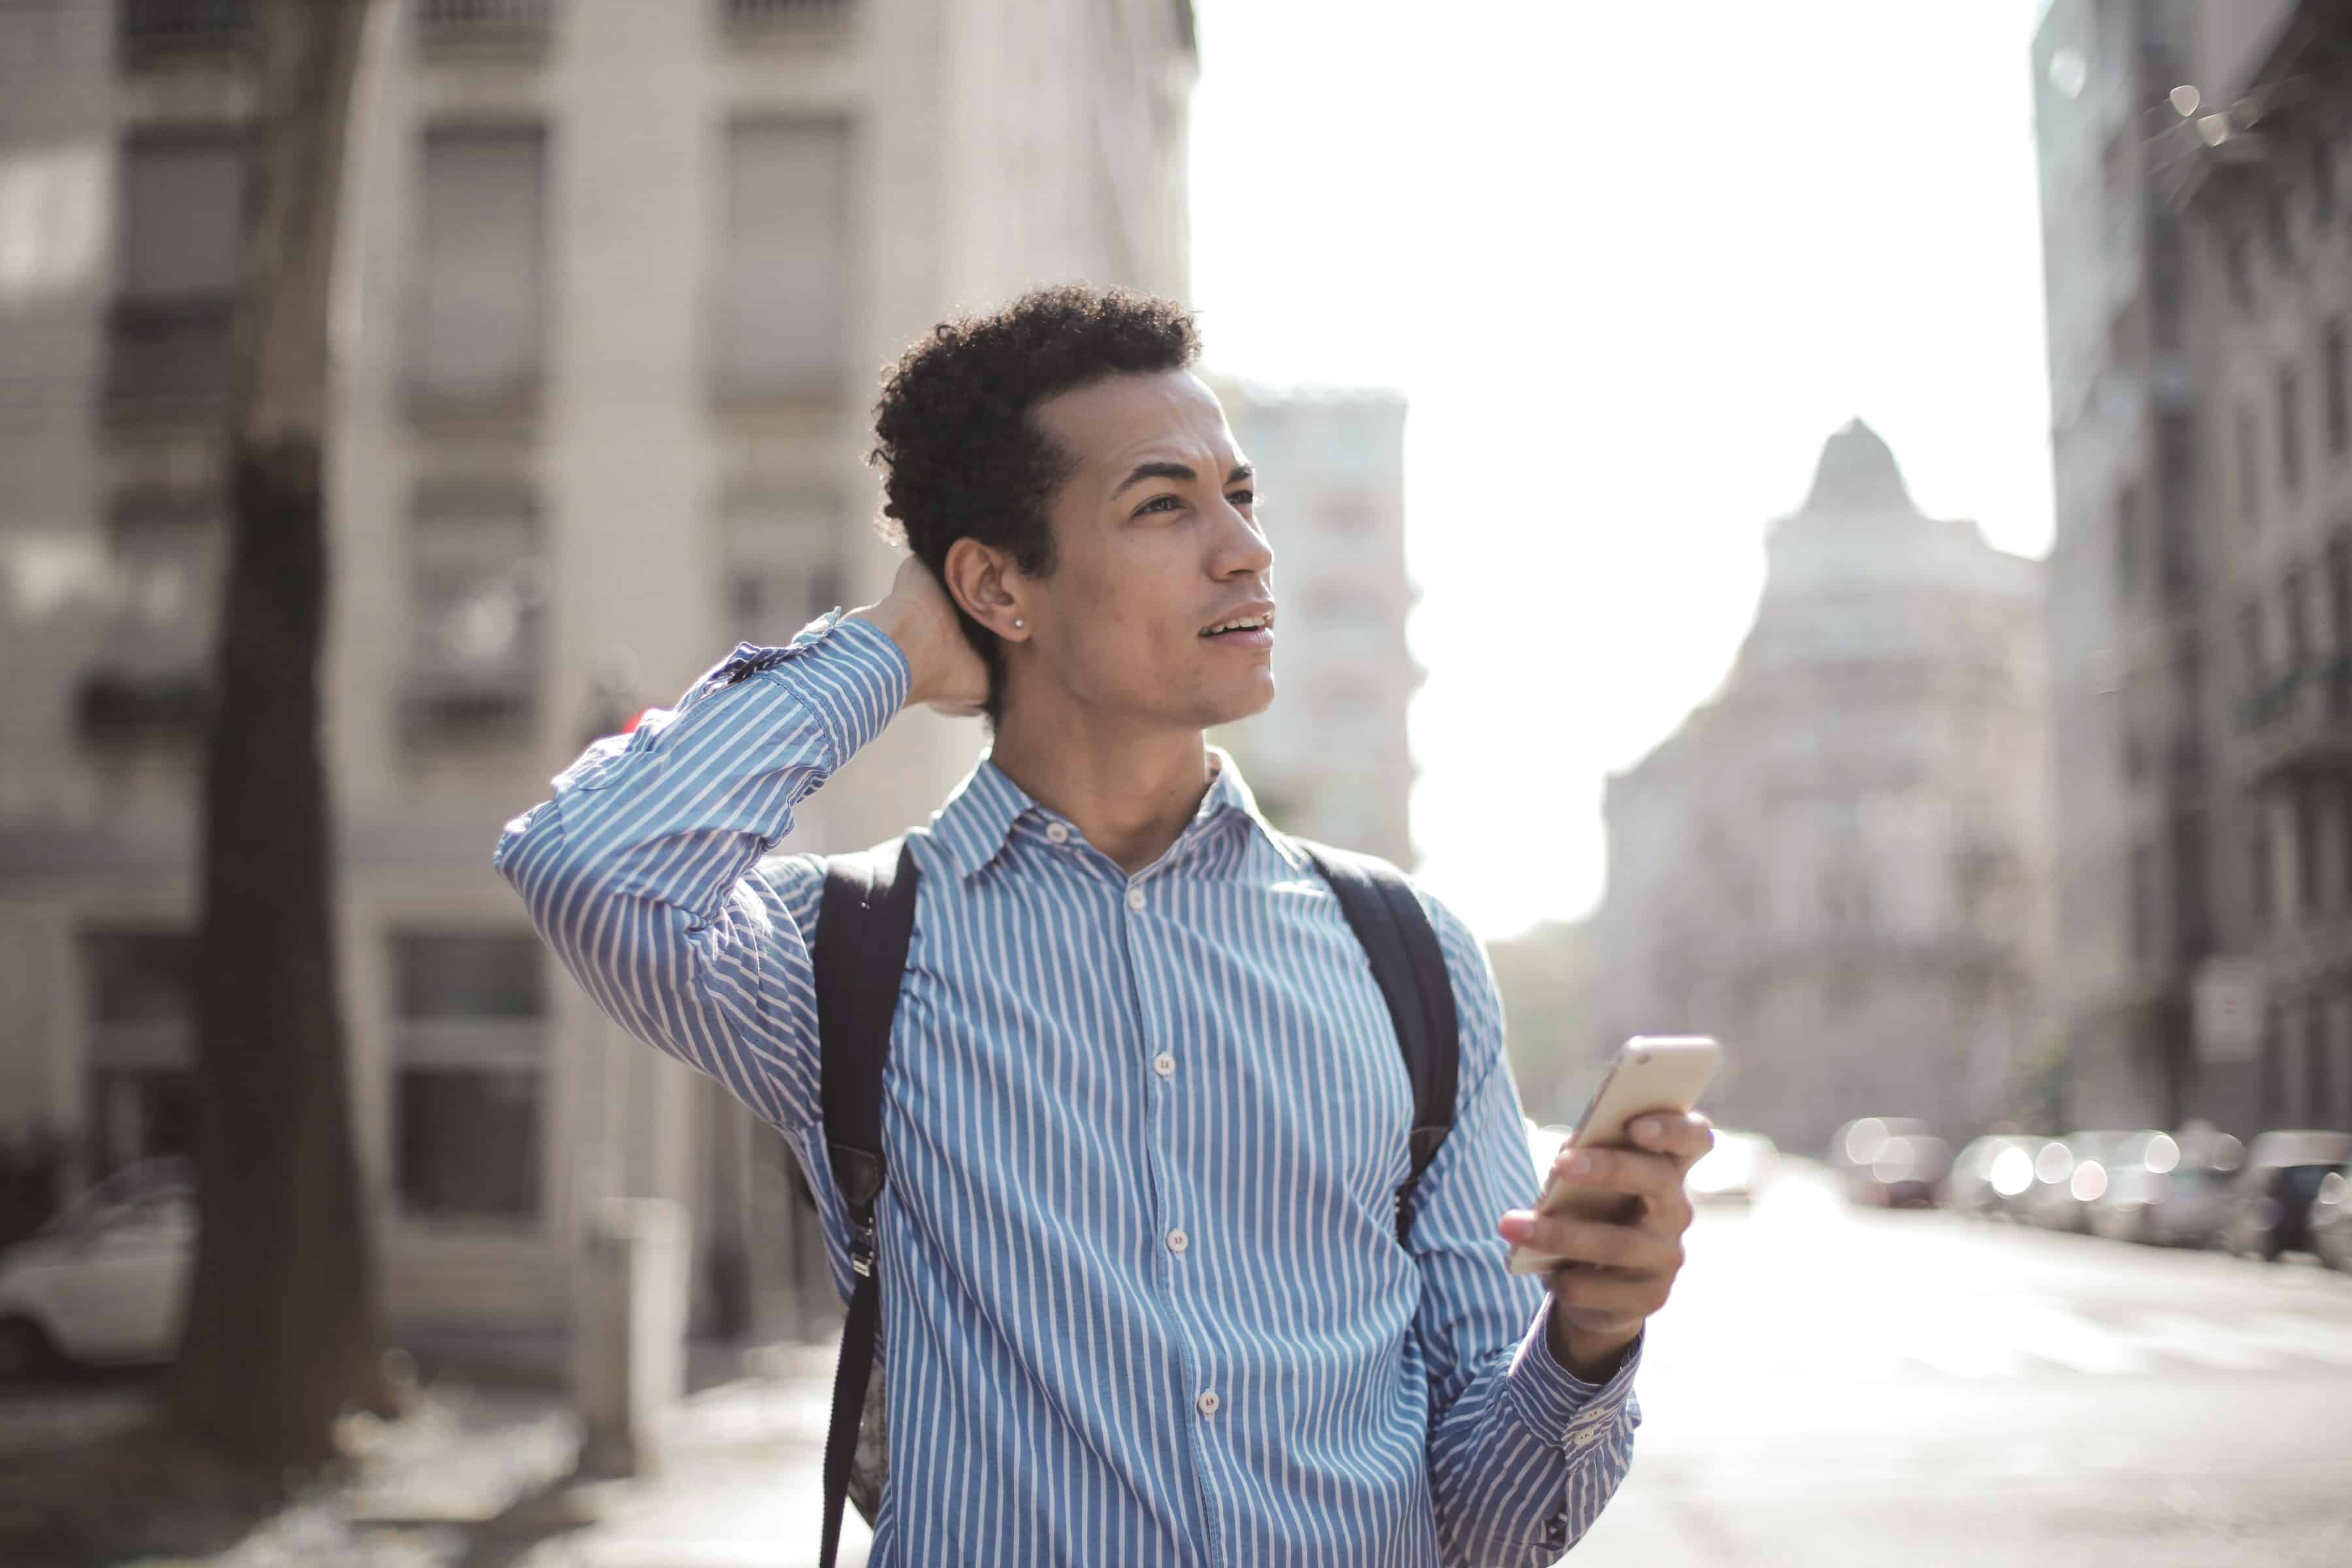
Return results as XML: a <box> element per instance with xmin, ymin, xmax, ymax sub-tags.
<box><xmin>722</xmin><ymin>0</ymin><xmax>853</xmax><ymax>27</ymax></box>
<box><xmin>2237</xmin><ymin>653</ymin><xmax>2352</xmax><ymax>785</ymax></box>
<box><xmin>104</xmin><ymin>297</ymin><xmax>235</xmax><ymax>415</ymax></box>
<box><xmin>119</xmin><ymin>0</ymin><xmax>252</xmax><ymax>63</ymax></box>
<box><xmin>400</xmin><ymin>668</ymin><xmax>538</xmax><ymax>740</ymax></box>
<box><xmin>76</xmin><ymin>672</ymin><xmax>211</xmax><ymax>742</ymax></box>
<box><xmin>416</xmin><ymin>0</ymin><xmax>553</xmax><ymax>46</ymax></box>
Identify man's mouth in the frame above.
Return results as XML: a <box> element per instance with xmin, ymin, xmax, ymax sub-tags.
<box><xmin>1200</xmin><ymin>604</ymin><xmax>1277</xmax><ymax>641</ymax></box>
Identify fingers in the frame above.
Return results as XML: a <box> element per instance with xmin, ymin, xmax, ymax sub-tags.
<box><xmin>1629</xmin><ymin>1111</ymin><xmax>1714</xmax><ymax>1164</ymax></box>
<box><xmin>1547</xmin><ymin>1141</ymin><xmax>1688</xmax><ymax>1219</ymax></box>
<box><xmin>1499</xmin><ymin>1210</ymin><xmax>1680</xmax><ymax>1274</ymax></box>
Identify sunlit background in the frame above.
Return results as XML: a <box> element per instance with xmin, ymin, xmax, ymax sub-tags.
<box><xmin>2</xmin><ymin>0</ymin><xmax>2350</xmax><ymax>1564</ymax></box>
<box><xmin>1195</xmin><ymin>0</ymin><xmax>2057</xmax><ymax>939</ymax></box>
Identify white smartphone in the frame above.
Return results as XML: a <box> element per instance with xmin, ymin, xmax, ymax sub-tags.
<box><xmin>1507</xmin><ymin>1036</ymin><xmax>1722</xmax><ymax>1276</ymax></box>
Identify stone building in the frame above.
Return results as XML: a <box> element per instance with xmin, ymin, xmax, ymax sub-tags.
<box><xmin>2170</xmin><ymin>0</ymin><xmax>2352</xmax><ymax>1135</ymax></box>
<box><xmin>0</xmin><ymin>0</ymin><xmax>1194</xmax><ymax>1354</ymax></box>
<box><xmin>1212</xmin><ymin>385</ymin><xmax>1420</xmax><ymax>868</ymax></box>
<box><xmin>1593</xmin><ymin>423</ymin><xmax>2051</xmax><ymax>1156</ymax></box>
<box><xmin>2031</xmin><ymin>0</ymin><xmax>2211</xmax><ymax>1132</ymax></box>
<box><xmin>2031</xmin><ymin>0</ymin><xmax>2352</xmax><ymax>1138</ymax></box>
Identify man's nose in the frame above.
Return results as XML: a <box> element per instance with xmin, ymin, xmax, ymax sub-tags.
<box><xmin>1213</xmin><ymin>500</ymin><xmax>1274</xmax><ymax>580</ymax></box>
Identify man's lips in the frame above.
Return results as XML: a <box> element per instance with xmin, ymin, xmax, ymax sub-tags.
<box><xmin>1199</xmin><ymin>601</ymin><xmax>1277</xmax><ymax>639</ymax></box>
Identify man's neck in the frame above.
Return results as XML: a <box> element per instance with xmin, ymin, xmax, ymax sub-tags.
<box><xmin>987</xmin><ymin>714</ymin><xmax>1215</xmax><ymax>877</ymax></box>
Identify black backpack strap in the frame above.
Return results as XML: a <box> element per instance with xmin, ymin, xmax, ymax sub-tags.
<box><xmin>812</xmin><ymin>838</ymin><xmax>919</xmax><ymax>1568</ymax></box>
<box><xmin>1300</xmin><ymin>841</ymin><xmax>1461</xmax><ymax>1245</ymax></box>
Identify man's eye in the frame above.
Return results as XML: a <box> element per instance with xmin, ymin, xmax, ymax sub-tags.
<box><xmin>1135</xmin><ymin>495</ymin><xmax>1181</xmax><ymax>515</ymax></box>
<box><xmin>1227</xmin><ymin>489</ymin><xmax>1256</xmax><ymax>508</ymax></box>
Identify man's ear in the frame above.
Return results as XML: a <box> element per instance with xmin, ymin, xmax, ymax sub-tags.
<box><xmin>943</xmin><ymin>537</ymin><xmax>1032</xmax><ymax>643</ymax></box>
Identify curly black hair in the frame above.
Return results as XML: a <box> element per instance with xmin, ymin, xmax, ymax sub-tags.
<box><xmin>868</xmin><ymin>284</ymin><xmax>1201</xmax><ymax>719</ymax></box>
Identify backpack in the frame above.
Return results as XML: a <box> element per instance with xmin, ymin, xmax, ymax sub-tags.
<box><xmin>808</xmin><ymin>836</ymin><xmax>1462</xmax><ymax>1568</ymax></box>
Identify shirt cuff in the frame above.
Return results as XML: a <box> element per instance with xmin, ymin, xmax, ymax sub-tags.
<box><xmin>687</xmin><ymin>610</ymin><xmax>913</xmax><ymax>771</ymax></box>
<box><xmin>1499</xmin><ymin>1301</ymin><xmax>1642</xmax><ymax>1452</ymax></box>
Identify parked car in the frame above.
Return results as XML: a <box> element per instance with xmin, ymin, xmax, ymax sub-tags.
<box><xmin>1686</xmin><ymin>1130</ymin><xmax>1780</xmax><ymax>1202</ymax></box>
<box><xmin>2087</xmin><ymin>1129</ymin><xmax>2242</xmax><ymax>1247</ymax></box>
<box><xmin>1946</xmin><ymin>1134</ymin><xmax>2045</xmax><ymax>1219</ymax></box>
<box><xmin>2217</xmin><ymin>1130</ymin><xmax>2352</xmax><ymax>1262</ymax></box>
<box><xmin>1829</xmin><ymin>1118</ymin><xmax>1950</xmax><ymax>1207</ymax></box>
<box><xmin>2020</xmin><ymin>1130</ymin><xmax>2133</xmax><ymax>1232</ymax></box>
<box><xmin>0</xmin><ymin>1158</ymin><xmax>191</xmax><ymax>1382</ymax></box>
<box><xmin>1829</xmin><ymin>1118</ymin><xmax>1948</xmax><ymax>1206</ymax></box>
<box><xmin>2311</xmin><ymin>1168</ymin><xmax>2352</xmax><ymax>1272</ymax></box>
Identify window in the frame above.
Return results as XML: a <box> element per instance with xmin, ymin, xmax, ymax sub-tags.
<box><xmin>2253</xmin><ymin>815</ymin><xmax>2275</xmax><ymax>930</ymax></box>
<box><xmin>2113</xmin><ymin>482</ymin><xmax>2140</xmax><ymax>593</ymax></box>
<box><xmin>403</xmin><ymin>484</ymin><xmax>544</xmax><ymax>736</ymax></box>
<box><xmin>720</xmin><ymin>492</ymin><xmax>845</xmax><ymax>645</ymax></box>
<box><xmin>2239</xmin><ymin>405</ymin><xmax>2262</xmax><ymax>529</ymax></box>
<box><xmin>2129</xmin><ymin>843</ymin><xmax>2155</xmax><ymax>962</ymax></box>
<box><xmin>2155</xmin><ymin>412</ymin><xmax>2195</xmax><ymax>598</ymax></box>
<box><xmin>412</xmin><ymin>125</ymin><xmax>546</xmax><ymax>408</ymax></box>
<box><xmin>2312</xmin><ymin>998</ymin><xmax>2334</xmax><ymax>1126</ymax></box>
<box><xmin>2279</xmin><ymin>367</ymin><xmax>2305</xmax><ymax>496</ymax></box>
<box><xmin>107</xmin><ymin>129</ymin><xmax>245</xmax><ymax>410</ymax></box>
<box><xmin>2330</xmin><ymin>537</ymin><xmax>2352</xmax><ymax>652</ymax></box>
<box><xmin>78</xmin><ymin>497</ymin><xmax>223</xmax><ymax>739</ymax></box>
<box><xmin>2285</xmin><ymin>566</ymin><xmax>2312</xmax><ymax>671</ymax></box>
<box><xmin>716</xmin><ymin>118</ymin><xmax>849</xmax><ymax>399</ymax></box>
<box><xmin>118</xmin><ymin>0</ymin><xmax>252</xmax><ymax>64</ymax></box>
<box><xmin>2326</xmin><ymin>320</ymin><xmax>2347</xmax><ymax>458</ymax></box>
<box><xmin>2223</xmin><ymin>229</ymin><xmax>2252</xmax><ymax>313</ymax></box>
<box><xmin>2297</xmin><ymin>783</ymin><xmax>2325</xmax><ymax>917</ymax></box>
<box><xmin>392</xmin><ymin>932</ymin><xmax>544</xmax><ymax>1221</ymax></box>
<box><xmin>79</xmin><ymin>932</ymin><xmax>197</xmax><ymax>1179</ymax></box>
<box><xmin>2172</xmin><ymin>811</ymin><xmax>2210</xmax><ymax>962</ymax></box>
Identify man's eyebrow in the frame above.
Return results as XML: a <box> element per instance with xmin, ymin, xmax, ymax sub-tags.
<box><xmin>1111</xmin><ymin>461</ymin><xmax>1256</xmax><ymax>495</ymax></box>
<box><xmin>1113</xmin><ymin>460</ymin><xmax>1197</xmax><ymax>495</ymax></box>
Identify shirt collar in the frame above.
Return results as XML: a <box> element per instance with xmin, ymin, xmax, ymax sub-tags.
<box><xmin>926</xmin><ymin>744</ymin><xmax>1301</xmax><ymax>882</ymax></box>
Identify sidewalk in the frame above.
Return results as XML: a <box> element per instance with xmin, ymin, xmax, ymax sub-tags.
<box><xmin>0</xmin><ymin>1341</ymin><xmax>866</xmax><ymax>1568</ymax></box>
<box><xmin>499</xmin><ymin>1341</ymin><xmax>868</xmax><ymax>1568</ymax></box>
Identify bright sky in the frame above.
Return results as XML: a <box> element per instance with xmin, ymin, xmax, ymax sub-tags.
<box><xmin>1188</xmin><ymin>0</ymin><xmax>2057</xmax><ymax>941</ymax></box>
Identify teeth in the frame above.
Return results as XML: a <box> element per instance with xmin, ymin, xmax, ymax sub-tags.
<box><xmin>1205</xmin><ymin>617</ymin><xmax>1266</xmax><ymax>635</ymax></box>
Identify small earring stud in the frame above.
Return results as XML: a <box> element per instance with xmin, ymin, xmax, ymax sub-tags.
<box><xmin>1013</xmin><ymin>619</ymin><xmax>1024</xmax><ymax>629</ymax></box>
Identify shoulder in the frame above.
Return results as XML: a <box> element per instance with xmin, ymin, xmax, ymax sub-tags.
<box><xmin>1286</xmin><ymin>836</ymin><xmax>1495</xmax><ymax>1001</ymax></box>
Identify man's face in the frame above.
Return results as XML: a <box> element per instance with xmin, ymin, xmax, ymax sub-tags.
<box><xmin>1011</xmin><ymin>370</ymin><xmax>1275</xmax><ymax>734</ymax></box>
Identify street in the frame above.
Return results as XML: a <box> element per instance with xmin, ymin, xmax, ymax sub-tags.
<box><xmin>1571</xmin><ymin>1165</ymin><xmax>2352</xmax><ymax>1567</ymax></box>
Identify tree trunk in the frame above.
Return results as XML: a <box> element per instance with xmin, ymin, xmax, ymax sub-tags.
<box><xmin>171</xmin><ymin>0</ymin><xmax>391</xmax><ymax>1469</ymax></box>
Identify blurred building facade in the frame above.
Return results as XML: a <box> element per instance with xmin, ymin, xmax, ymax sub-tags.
<box><xmin>2033</xmin><ymin>0</ymin><xmax>2352</xmax><ymax>1138</ymax></box>
<box><xmin>0</xmin><ymin>0</ymin><xmax>1194</xmax><ymax>1354</ymax></box>
<box><xmin>1594</xmin><ymin>424</ymin><xmax>2051</xmax><ymax>1156</ymax></box>
<box><xmin>1212</xmin><ymin>385</ymin><xmax>1419</xmax><ymax>868</ymax></box>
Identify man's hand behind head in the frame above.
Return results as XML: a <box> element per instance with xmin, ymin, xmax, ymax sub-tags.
<box><xmin>850</xmin><ymin>555</ymin><xmax>991</xmax><ymax>716</ymax></box>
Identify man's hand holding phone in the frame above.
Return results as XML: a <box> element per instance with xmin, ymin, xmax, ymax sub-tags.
<box><xmin>1497</xmin><ymin>1036</ymin><xmax>1720</xmax><ymax>1381</ymax></box>
<box><xmin>1500</xmin><ymin>1111</ymin><xmax>1713</xmax><ymax>1380</ymax></box>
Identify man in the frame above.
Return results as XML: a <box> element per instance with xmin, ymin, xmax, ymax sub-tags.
<box><xmin>495</xmin><ymin>286</ymin><xmax>1709</xmax><ymax>1565</ymax></box>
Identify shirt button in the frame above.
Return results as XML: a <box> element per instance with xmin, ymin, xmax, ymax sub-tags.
<box><xmin>1196</xmin><ymin>1390</ymin><xmax>1220</xmax><ymax>1417</ymax></box>
<box><xmin>1126</xmin><ymin>888</ymin><xmax>1147</xmax><ymax>912</ymax></box>
<box><xmin>1168</xmin><ymin>1229</ymin><xmax>1189</xmax><ymax>1254</ymax></box>
<box><xmin>1152</xmin><ymin>1053</ymin><xmax>1175</xmax><ymax>1078</ymax></box>
<box><xmin>1045</xmin><ymin>823</ymin><xmax>1070</xmax><ymax>844</ymax></box>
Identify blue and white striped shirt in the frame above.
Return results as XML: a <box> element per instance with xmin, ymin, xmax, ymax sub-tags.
<box><xmin>495</xmin><ymin>613</ymin><xmax>1640</xmax><ymax>1566</ymax></box>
